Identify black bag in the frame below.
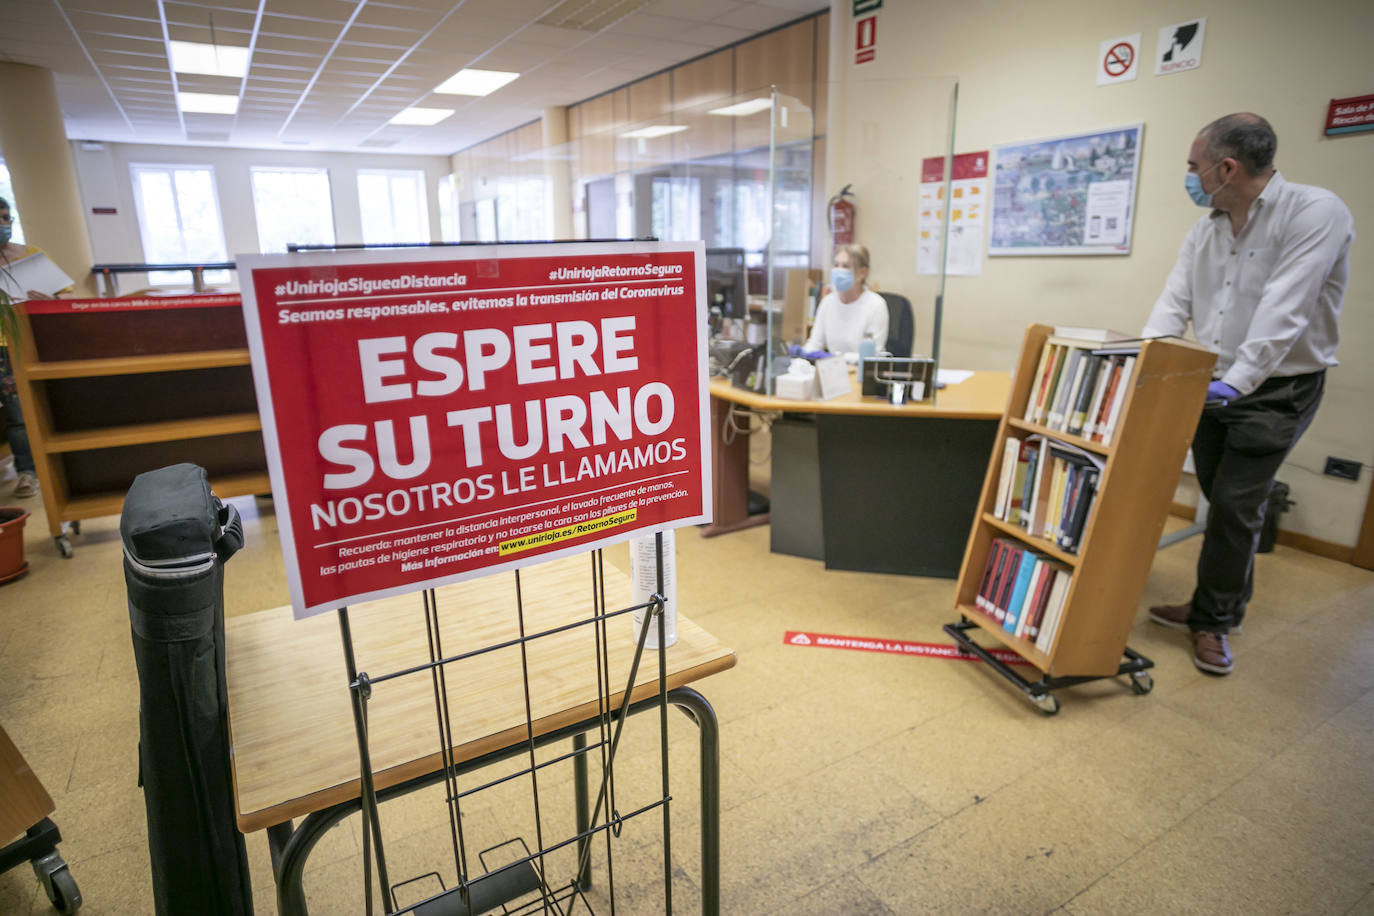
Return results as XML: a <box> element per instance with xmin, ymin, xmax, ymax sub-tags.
<box><xmin>121</xmin><ymin>463</ymin><xmax>251</xmax><ymax>916</ymax></box>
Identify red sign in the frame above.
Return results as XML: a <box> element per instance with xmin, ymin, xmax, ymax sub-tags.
<box><xmin>855</xmin><ymin>15</ymin><xmax>876</xmax><ymax>64</ymax></box>
<box><xmin>784</xmin><ymin>631</ymin><xmax>1032</xmax><ymax>665</ymax></box>
<box><xmin>1103</xmin><ymin>42</ymin><xmax>1134</xmax><ymax>77</ymax></box>
<box><xmin>22</xmin><ymin>293</ymin><xmax>241</xmax><ymax>314</ymax></box>
<box><xmin>920</xmin><ymin>152</ymin><xmax>990</xmax><ymax>184</ymax></box>
<box><xmin>1325</xmin><ymin>94</ymin><xmax>1374</xmax><ymax>135</ymax></box>
<box><xmin>239</xmin><ymin>243</ymin><xmax>711</xmax><ymax>618</ymax></box>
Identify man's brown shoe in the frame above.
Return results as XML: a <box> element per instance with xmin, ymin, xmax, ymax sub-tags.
<box><xmin>1192</xmin><ymin>631</ymin><xmax>1233</xmax><ymax>675</ymax></box>
<box><xmin>1148</xmin><ymin>601</ymin><xmax>1190</xmax><ymax>630</ymax></box>
<box><xmin>1150</xmin><ymin>601</ymin><xmax>1241</xmax><ymax>634</ymax></box>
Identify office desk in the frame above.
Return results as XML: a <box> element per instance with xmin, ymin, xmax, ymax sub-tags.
<box><xmin>226</xmin><ymin>555</ymin><xmax>736</xmax><ymax>914</ymax></box>
<box><xmin>708</xmin><ymin>372</ymin><xmax>1010</xmax><ymax>577</ymax></box>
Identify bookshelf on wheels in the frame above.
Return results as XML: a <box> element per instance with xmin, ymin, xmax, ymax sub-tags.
<box><xmin>9</xmin><ymin>296</ymin><xmax>267</xmax><ymax>558</ymax></box>
<box><xmin>945</xmin><ymin>323</ymin><xmax>1215</xmax><ymax>714</ymax></box>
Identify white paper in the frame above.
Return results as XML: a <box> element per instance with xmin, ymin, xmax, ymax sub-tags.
<box><xmin>815</xmin><ymin>356</ymin><xmax>850</xmax><ymax>401</ymax></box>
<box><xmin>936</xmin><ymin>369</ymin><xmax>975</xmax><ymax>386</ymax></box>
<box><xmin>1083</xmin><ymin>180</ymin><xmax>1131</xmax><ymax>245</ymax></box>
<box><xmin>0</xmin><ymin>251</ymin><xmax>73</xmax><ymax>299</ymax></box>
<box><xmin>918</xmin><ymin>176</ymin><xmax>987</xmax><ymax>276</ymax></box>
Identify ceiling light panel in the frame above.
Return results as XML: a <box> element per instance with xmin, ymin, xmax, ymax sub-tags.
<box><xmin>708</xmin><ymin>97</ymin><xmax>773</xmax><ymax>116</ymax></box>
<box><xmin>435</xmin><ymin>68</ymin><xmax>520</xmax><ymax>96</ymax></box>
<box><xmin>389</xmin><ymin>106</ymin><xmax>454</xmax><ymax>125</ymax></box>
<box><xmin>177</xmin><ymin>91</ymin><xmax>240</xmax><ymax>114</ymax></box>
<box><xmin>619</xmin><ymin>124</ymin><xmax>687</xmax><ymax>139</ymax></box>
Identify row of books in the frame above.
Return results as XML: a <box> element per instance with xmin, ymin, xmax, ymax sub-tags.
<box><xmin>993</xmin><ymin>435</ymin><xmax>1102</xmax><ymax>552</ymax></box>
<box><xmin>1025</xmin><ymin>335</ymin><xmax>1139</xmax><ymax>444</ymax></box>
<box><xmin>973</xmin><ymin>538</ymin><xmax>1072</xmax><ymax>652</ymax></box>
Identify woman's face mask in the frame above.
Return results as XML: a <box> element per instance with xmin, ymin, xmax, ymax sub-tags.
<box><xmin>0</xmin><ymin>225</ymin><xmax>11</xmax><ymax>245</ymax></box>
<box><xmin>831</xmin><ymin>267</ymin><xmax>855</xmax><ymax>293</ymax></box>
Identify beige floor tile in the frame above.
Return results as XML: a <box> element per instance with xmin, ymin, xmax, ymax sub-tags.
<box><xmin>855</xmin><ymin>776</ymin><xmax>1140</xmax><ymax>915</ymax></box>
<box><xmin>774</xmin><ymin>871</ymin><xmax>896</xmax><ymax>915</ymax></box>
<box><xmin>4</xmin><ymin>486</ymin><xmax>1373</xmax><ymax>915</ymax></box>
<box><xmin>711</xmin><ymin>755</ymin><xmax>942</xmax><ymax>914</ymax></box>
<box><xmin>1346</xmin><ymin>885</ymin><xmax>1374</xmax><ymax>916</ymax></box>
<box><xmin>1209</xmin><ymin>713</ymin><xmax>1374</xmax><ymax>880</ymax></box>
<box><xmin>1154</xmin><ymin>607</ymin><xmax>1374</xmax><ymax>756</ymax></box>
<box><xmin>1065</xmin><ymin>805</ymin><xmax>1368</xmax><ymax>916</ymax></box>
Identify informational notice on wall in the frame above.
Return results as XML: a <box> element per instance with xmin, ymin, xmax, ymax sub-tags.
<box><xmin>917</xmin><ymin>151</ymin><xmax>989</xmax><ymax>276</ymax></box>
<box><xmin>239</xmin><ymin>242</ymin><xmax>712</xmax><ymax>619</ymax></box>
<box><xmin>989</xmin><ymin>124</ymin><xmax>1143</xmax><ymax>256</ymax></box>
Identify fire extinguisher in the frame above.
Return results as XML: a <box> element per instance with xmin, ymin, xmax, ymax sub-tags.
<box><xmin>827</xmin><ymin>184</ymin><xmax>856</xmax><ymax>249</ymax></box>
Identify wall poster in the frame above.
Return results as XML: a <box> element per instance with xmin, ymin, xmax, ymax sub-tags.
<box><xmin>989</xmin><ymin>124</ymin><xmax>1144</xmax><ymax>256</ymax></box>
<box><xmin>239</xmin><ymin>241</ymin><xmax>712</xmax><ymax>618</ymax></box>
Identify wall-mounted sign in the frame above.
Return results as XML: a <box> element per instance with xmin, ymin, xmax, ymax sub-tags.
<box><xmin>855</xmin><ymin>15</ymin><xmax>877</xmax><ymax>65</ymax></box>
<box><xmin>239</xmin><ymin>241</ymin><xmax>711</xmax><ymax>618</ymax></box>
<box><xmin>1097</xmin><ymin>33</ymin><xmax>1140</xmax><ymax>86</ymax></box>
<box><xmin>1155</xmin><ymin>18</ymin><xmax>1206</xmax><ymax>75</ymax></box>
<box><xmin>853</xmin><ymin>0</ymin><xmax>881</xmax><ymax>14</ymax></box>
<box><xmin>1325</xmin><ymin>94</ymin><xmax>1374</xmax><ymax>136</ymax></box>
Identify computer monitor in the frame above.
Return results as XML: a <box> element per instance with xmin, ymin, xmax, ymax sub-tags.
<box><xmin>704</xmin><ymin>247</ymin><xmax>747</xmax><ymax>320</ymax></box>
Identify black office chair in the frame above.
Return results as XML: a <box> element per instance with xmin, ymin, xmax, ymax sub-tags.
<box><xmin>880</xmin><ymin>292</ymin><xmax>915</xmax><ymax>358</ymax></box>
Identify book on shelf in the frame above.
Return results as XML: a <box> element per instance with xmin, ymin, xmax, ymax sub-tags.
<box><xmin>1033</xmin><ymin>569</ymin><xmax>1072</xmax><ymax>653</ymax></box>
<box><xmin>996</xmin><ymin>434</ymin><xmax>1103</xmax><ymax>552</ymax></box>
<box><xmin>974</xmin><ymin>539</ymin><xmax>1072</xmax><ymax>647</ymax></box>
<box><xmin>1029</xmin><ymin>335</ymin><xmax>1139</xmax><ymax>442</ymax></box>
<box><xmin>1052</xmin><ymin>326</ymin><xmax>1133</xmax><ymax>343</ymax></box>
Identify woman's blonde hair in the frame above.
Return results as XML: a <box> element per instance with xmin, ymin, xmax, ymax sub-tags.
<box><xmin>835</xmin><ymin>243</ymin><xmax>870</xmax><ymax>273</ymax></box>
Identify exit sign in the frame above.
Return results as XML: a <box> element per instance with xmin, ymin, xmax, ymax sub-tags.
<box><xmin>854</xmin><ymin>0</ymin><xmax>882</xmax><ymax>13</ymax></box>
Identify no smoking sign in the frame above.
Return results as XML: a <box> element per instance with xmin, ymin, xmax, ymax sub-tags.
<box><xmin>1097</xmin><ymin>32</ymin><xmax>1141</xmax><ymax>85</ymax></box>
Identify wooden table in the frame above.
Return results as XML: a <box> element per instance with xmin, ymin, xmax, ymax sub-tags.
<box><xmin>226</xmin><ymin>554</ymin><xmax>736</xmax><ymax>914</ymax></box>
<box><xmin>707</xmin><ymin>371</ymin><xmax>1012</xmax><ymax>577</ymax></box>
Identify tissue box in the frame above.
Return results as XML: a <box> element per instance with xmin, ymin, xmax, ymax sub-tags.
<box><xmin>775</xmin><ymin>374</ymin><xmax>815</xmax><ymax>400</ymax></box>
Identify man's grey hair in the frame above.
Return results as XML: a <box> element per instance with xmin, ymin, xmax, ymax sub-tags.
<box><xmin>1200</xmin><ymin>113</ymin><xmax>1277</xmax><ymax>175</ymax></box>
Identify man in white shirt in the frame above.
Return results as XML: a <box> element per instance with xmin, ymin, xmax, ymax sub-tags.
<box><xmin>1143</xmin><ymin>113</ymin><xmax>1354</xmax><ymax>675</ymax></box>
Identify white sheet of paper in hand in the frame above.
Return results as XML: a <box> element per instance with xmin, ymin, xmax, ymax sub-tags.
<box><xmin>0</xmin><ymin>251</ymin><xmax>74</xmax><ymax>300</ymax></box>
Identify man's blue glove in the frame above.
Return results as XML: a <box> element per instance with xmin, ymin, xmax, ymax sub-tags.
<box><xmin>1207</xmin><ymin>381</ymin><xmax>1240</xmax><ymax>402</ymax></box>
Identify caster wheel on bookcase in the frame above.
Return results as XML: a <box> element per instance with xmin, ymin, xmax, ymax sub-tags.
<box><xmin>1031</xmin><ymin>693</ymin><xmax>1060</xmax><ymax>716</ymax></box>
<box><xmin>1129</xmin><ymin>671</ymin><xmax>1154</xmax><ymax>695</ymax></box>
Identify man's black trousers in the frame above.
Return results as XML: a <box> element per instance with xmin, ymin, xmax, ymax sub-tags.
<box><xmin>1188</xmin><ymin>370</ymin><xmax>1325</xmax><ymax>633</ymax></box>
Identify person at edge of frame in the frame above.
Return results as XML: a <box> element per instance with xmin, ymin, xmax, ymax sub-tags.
<box><xmin>1141</xmin><ymin>112</ymin><xmax>1355</xmax><ymax>676</ymax></box>
<box><xmin>1</xmin><ymin>195</ymin><xmax>69</xmax><ymax>500</ymax></box>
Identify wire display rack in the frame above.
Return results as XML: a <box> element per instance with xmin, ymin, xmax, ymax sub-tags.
<box><xmin>313</xmin><ymin>539</ymin><xmax>689</xmax><ymax>916</ymax></box>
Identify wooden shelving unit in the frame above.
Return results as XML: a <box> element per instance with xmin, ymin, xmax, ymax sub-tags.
<box><xmin>9</xmin><ymin>297</ymin><xmax>267</xmax><ymax>556</ymax></box>
<box><xmin>946</xmin><ymin>323</ymin><xmax>1215</xmax><ymax>713</ymax></box>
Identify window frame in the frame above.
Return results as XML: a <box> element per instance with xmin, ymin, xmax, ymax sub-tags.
<box><xmin>128</xmin><ymin>162</ymin><xmax>230</xmax><ymax>285</ymax></box>
<box><xmin>355</xmin><ymin>167</ymin><xmax>431</xmax><ymax>246</ymax></box>
<box><xmin>249</xmin><ymin>165</ymin><xmax>338</xmax><ymax>254</ymax></box>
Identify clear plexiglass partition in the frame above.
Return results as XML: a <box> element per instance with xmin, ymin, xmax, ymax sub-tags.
<box><xmin>451</xmin><ymin>75</ymin><xmax>960</xmax><ymax>399</ymax></box>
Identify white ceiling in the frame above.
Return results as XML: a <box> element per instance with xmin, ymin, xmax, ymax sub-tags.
<box><xmin>0</xmin><ymin>0</ymin><xmax>826</xmax><ymax>156</ymax></box>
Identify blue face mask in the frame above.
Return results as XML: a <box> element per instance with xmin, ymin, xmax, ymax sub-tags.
<box><xmin>1185</xmin><ymin>162</ymin><xmax>1225</xmax><ymax>208</ymax></box>
<box><xmin>0</xmin><ymin>225</ymin><xmax>10</xmax><ymax>245</ymax></box>
<box><xmin>831</xmin><ymin>267</ymin><xmax>855</xmax><ymax>293</ymax></box>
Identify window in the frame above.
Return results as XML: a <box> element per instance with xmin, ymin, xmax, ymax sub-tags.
<box><xmin>651</xmin><ymin>176</ymin><xmax>701</xmax><ymax>243</ymax></box>
<box><xmin>356</xmin><ymin>169</ymin><xmax>429</xmax><ymax>245</ymax></box>
<box><xmin>438</xmin><ymin>173</ymin><xmax>460</xmax><ymax>242</ymax></box>
<box><xmin>251</xmin><ymin>167</ymin><xmax>336</xmax><ymax>253</ymax></box>
<box><xmin>130</xmin><ymin>164</ymin><xmax>229</xmax><ymax>285</ymax></box>
<box><xmin>0</xmin><ymin>161</ymin><xmax>24</xmax><ymax>244</ymax></box>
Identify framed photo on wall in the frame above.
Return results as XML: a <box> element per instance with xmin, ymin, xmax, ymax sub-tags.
<box><xmin>989</xmin><ymin>123</ymin><xmax>1144</xmax><ymax>256</ymax></box>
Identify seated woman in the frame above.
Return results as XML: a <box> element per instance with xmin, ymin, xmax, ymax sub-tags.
<box><xmin>803</xmin><ymin>244</ymin><xmax>888</xmax><ymax>358</ymax></box>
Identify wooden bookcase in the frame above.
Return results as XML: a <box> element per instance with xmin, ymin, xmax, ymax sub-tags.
<box><xmin>949</xmin><ymin>323</ymin><xmax>1214</xmax><ymax>696</ymax></box>
<box><xmin>10</xmin><ymin>295</ymin><xmax>268</xmax><ymax>556</ymax></box>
